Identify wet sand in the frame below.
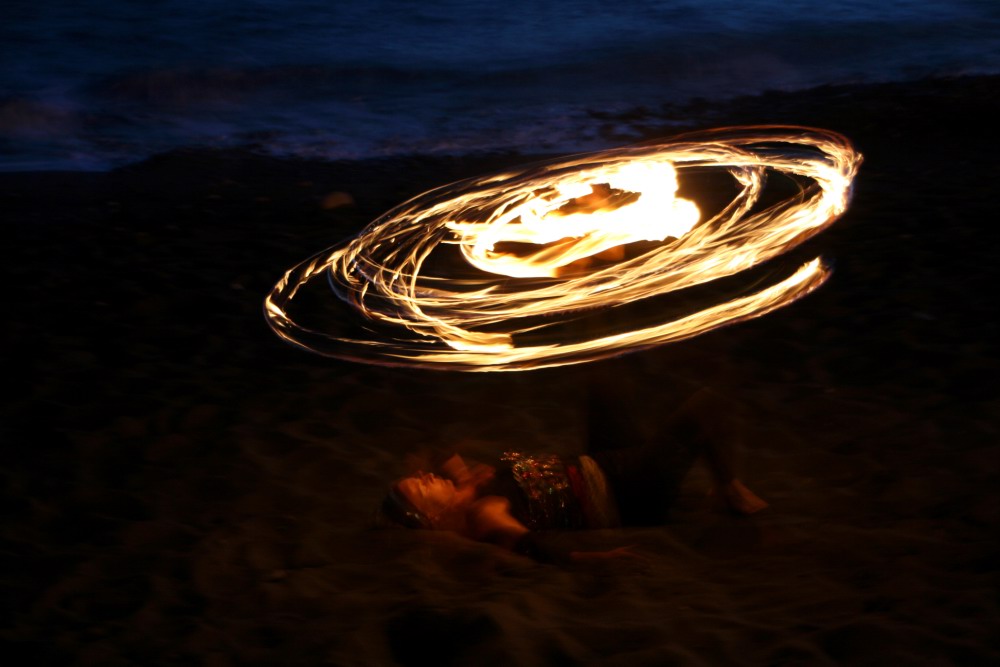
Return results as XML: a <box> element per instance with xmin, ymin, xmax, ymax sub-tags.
<box><xmin>2</xmin><ymin>76</ymin><xmax>998</xmax><ymax>665</ymax></box>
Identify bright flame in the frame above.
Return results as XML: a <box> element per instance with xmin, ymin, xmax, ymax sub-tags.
<box><xmin>264</xmin><ymin>126</ymin><xmax>862</xmax><ymax>371</ymax></box>
<box><xmin>447</xmin><ymin>159</ymin><xmax>700</xmax><ymax>278</ymax></box>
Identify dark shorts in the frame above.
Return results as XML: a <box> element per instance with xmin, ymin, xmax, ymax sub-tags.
<box><xmin>585</xmin><ymin>385</ymin><xmax>704</xmax><ymax>525</ymax></box>
<box><xmin>589</xmin><ymin>441</ymin><xmax>700</xmax><ymax>525</ymax></box>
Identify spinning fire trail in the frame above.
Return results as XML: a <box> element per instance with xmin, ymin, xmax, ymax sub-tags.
<box><xmin>265</xmin><ymin>126</ymin><xmax>861</xmax><ymax>371</ymax></box>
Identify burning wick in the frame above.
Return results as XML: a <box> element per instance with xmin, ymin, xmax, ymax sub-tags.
<box><xmin>265</xmin><ymin>126</ymin><xmax>862</xmax><ymax>371</ymax></box>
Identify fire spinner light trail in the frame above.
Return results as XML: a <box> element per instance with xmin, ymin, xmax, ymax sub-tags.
<box><xmin>264</xmin><ymin>126</ymin><xmax>862</xmax><ymax>371</ymax></box>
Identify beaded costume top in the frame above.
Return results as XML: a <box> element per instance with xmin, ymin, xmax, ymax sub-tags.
<box><xmin>498</xmin><ymin>451</ymin><xmax>620</xmax><ymax>531</ymax></box>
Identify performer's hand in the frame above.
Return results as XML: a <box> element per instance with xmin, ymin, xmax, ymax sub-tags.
<box><xmin>442</xmin><ymin>454</ymin><xmax>495</xmax><ymax>488</ymax></box>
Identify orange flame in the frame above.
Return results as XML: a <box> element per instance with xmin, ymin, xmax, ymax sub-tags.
<box><xmin>448</xmin><ymin>159</ymin><xmax>700</xmax><ymax>278</ymax></box>
<box><xmin>265</xmin><ymin>126</ymin><xmax>862</xmax><ymax>371</ymax></box>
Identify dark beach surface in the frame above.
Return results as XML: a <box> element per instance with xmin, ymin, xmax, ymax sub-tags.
<box><xmin>3</xmin><ymin>75</ymin><xmax>998</xmax><ymax>665</ymax></box>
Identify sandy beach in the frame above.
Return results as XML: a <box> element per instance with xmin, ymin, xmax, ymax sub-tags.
<box><xmin>2</xmin><ymin>75</ymin><xmax>998</xmax><ymax>665</ymax></box>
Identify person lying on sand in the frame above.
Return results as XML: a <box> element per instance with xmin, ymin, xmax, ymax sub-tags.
<box><xmin>378</xmin><ymin>388</ymin><xmax>767</xmax><ymax>564</ymax></box>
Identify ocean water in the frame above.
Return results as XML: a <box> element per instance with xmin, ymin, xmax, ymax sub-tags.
<box><xmin>2</xmin><ymin>0</ymin><xmax>998</xmax><ymax>171</ymax></box>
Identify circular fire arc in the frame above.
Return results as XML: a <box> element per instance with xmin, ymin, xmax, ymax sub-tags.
<box><xmin>264</xmin><ymin>126</ymin><xmax>862</xmax><ymax>371</ymax></box>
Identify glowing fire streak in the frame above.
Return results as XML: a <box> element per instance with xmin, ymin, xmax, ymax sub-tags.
<box><xmin>264</xmin><ymin>126</ymin><xmax>861</xmax><ymax>371</ymax></box>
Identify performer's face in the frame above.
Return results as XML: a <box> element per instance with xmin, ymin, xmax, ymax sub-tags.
<box><xmin>397</xmin><ymin>472</ymin><xmax>457</xmax><ymax>518</ymax></box>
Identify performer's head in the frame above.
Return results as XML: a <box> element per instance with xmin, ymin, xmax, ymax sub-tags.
<box><xmin>379</xmin><ymin>472</ymin><xmax>457</xmax><ymax>529</ymax></box>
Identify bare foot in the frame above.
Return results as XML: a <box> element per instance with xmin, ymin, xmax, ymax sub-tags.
<box><xmin>715</xmin><ymin>479</ymin><xmax>769</xmax><ymax>515</ymax></box>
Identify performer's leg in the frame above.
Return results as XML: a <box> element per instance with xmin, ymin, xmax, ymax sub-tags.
<box><xmin>656</xmin><ymin>387</ymin><xmax>768</xmax><ymax>515</ymax></box>
<box><xmin>584</xmin><ymin>375</ymin><xmax>644</xmax><ymax>454</ymax></box>
<box><xmin>589</xmin><ymin>387</ymin><xmax>767</xmax><ymax>523</ymax></box>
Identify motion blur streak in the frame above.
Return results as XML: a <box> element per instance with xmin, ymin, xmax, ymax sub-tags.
<box><xmin>265</xmin><ymin>126</ymin><xmax>861</xmax><ymax>371</ymax></box>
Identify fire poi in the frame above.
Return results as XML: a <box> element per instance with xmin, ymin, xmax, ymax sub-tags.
<box><xmin>264</xmin><ymin>126</ymin><xmax>861</xmax><ymax>371</ymax></box>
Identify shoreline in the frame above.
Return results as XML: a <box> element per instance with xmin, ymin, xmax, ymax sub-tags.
<box><xmin>3</xmin><ymin>74</ymin><xmax>998</xmax><ymax>665</ymax></box>
<box><xmin>4</xmin><ymin>73</ymin><xmax>997</xmax><ymax>178</ymax></box>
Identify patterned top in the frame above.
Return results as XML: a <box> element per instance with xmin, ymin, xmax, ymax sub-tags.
<box><xmin>499</xmin><ymin>451</ymin><xmax>620</xmax><ymax>531</ymax></box>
